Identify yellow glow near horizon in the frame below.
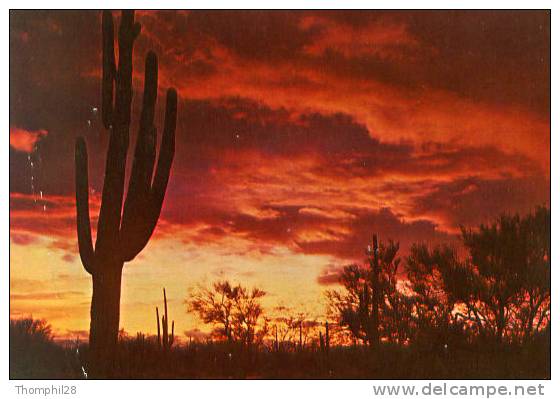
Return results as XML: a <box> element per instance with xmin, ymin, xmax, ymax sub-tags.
<box><xmin>10</xmin><ymin>230</ymin><xmax>339</xmax><ymax>340</ymax></box>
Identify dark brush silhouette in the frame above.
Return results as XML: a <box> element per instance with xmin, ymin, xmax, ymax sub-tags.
<box><xmin>9</xmin><ymin>313</ymin><xmax>551</xmax><ymax>379</ymax></box>
<box><xmin>327</xmin><ymin>238</ymin><xmax>411</xmax><ymax>346</ymax></box>
<box><xmin>75</xmin><ymin>10</ymin><xmax>177</xmax><ymax>377</ymax></box>
<box><xmin>327</xmin><ymin>207</ymin><xmax>550</xmax><ymax>350</ymax></box>
<box><xmin>156</xmin><ymin>288</ymin><xmax>175</xmax><ymax>350</ymax></box>
<box><xmin>318</xmin><ymin>321</ymin><xmax>330</xmax><ymax>355</ymax></box>
<box><xmin>406</xmin><ymin>244</ymin><xmax>464</xmax><ymax>348</ymax></box>
<box><xmin>299</xmin><ymin>320</ymin><xmax>303</xmax><ymax>351</ymax></box>
<box><xmin>186</xmin><ymin>280</ymin><xmax>268</xmax><ymax>347</ymax></box>
<box><xmin>10</xmin><ymin>318</ymin><xmax>80</xmax><ymax>379</ymax></box>
<box><xmin>439</xmin><ymin>206</ymin><xmax>549</xmax><ymax>344</ymax></box>
<box><xmin>269</xmin><ymin>306</ymin><xmax>314</xmax><ymax>351</ymax></box>
<box><xmin>273</xmin><ymin>324</ymin><xmax>279</xmax><ymax>352</ymax></box>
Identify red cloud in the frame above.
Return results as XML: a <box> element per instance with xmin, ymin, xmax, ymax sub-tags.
<box><xmin>316</xmin><ymin>264</ymin><xmax>343</xmax><ymax>285</ymax></box>
<box><xmin>10</xmin><ymin>126</ymin><xmax>48</xmax><ymax>153</ymax></box>
<box><xmin>10</xmin><ymin>232</ymin><xmax>38</xmax><ymax>246</ymax></box>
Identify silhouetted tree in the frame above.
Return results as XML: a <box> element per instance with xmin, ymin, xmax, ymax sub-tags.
<box><xmin>408</xmin><ymin>207</ymin><xmax>550</xmax><ymax>345</ymax></box>
<box><xmin>74</xmin><ymin>10</ymin><xmax>177</xmax><ymax>376</ymax></box>
<box><xmin>459</xmin><ymin>207</ymin><xmax>550</xmax><ymax>343</ymax></box>
<box><xmin>10</xmin><ymin>318</ymin><xmax>52</xmax><ymax>344</ymax></box>
<box><xmin>326</xmin><ymin>264</ymin><xmax>368</xmax><ymax>344</ymax></box>
<box><xmin>516</xmin><ymin>207</ymin><xmax>550</xmax><ymax>342</ymax></box>
<box><xmin>327</xmin><ymin>239</ymin><xmax>414</xmax><ymax>346</ymax></box>
<box><xmin>232</xmin><ymin>286</ymin><xmax>268</xmax><ymax>347</ymax></box>
<box><xmin>271</xmin><ymin>306</ymin><xmax>299</xmax><ymax>350</ymax></box>
<box><xmin>187</xmin><ymin>281</ymin><xmax>237</xmax><ymax>342</ymax></box>
<box><xmin>406</xmin><ymin>244</ymin><xmax>466</xmax><ymax>347</ymax></box>
<box><xmin>270</xmin><ymin>306</ymin><xmax>316</xmax><ymax>350</ymax></box>
<box><xmin>9</xmin><ymin>318</ymin><xmax>70</xmax><ymax>378</ymax></box>
<box><xmin>187</xmin><ymin>280</ymin><xmax>268</xmax><ymax>347</ymax></box>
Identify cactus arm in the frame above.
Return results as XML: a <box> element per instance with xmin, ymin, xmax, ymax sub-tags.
<box><xmin>152</xmin><ymin>88</ymin><xmax>177</xmax><ymax>203</ymax></box>
<box><xmin>147</xmin><ymin>89</ymin><xmax>177</xmax><ymax>226</ymax></box>
<box><xmin>114</xmin><ymin>10</ymin><xmax>140</xmax><ymax>130</ymax></box>
<box><xmin>101</xmin><ymin>10</ymin><xmax>115</xmax><ymax>130</ymax></box>
<box><xmin>156</xmin><ymin>306</ymin><xmax>161</xmax><ymax>347</ymax></box>
<box><xmin>164</xmin><ymin>288</ymin><xmax>168</xmax><ymax>325</ymax></box>
<box><xmin>171</xmin><ymin>320</ymin><xmax>175</xmax><ymax>347</ymax></box>
<box><xmin>130</xmin><ymin>51</ymin><xmax>158</xmax><ymax>192</ymax></box>
<box><xmin>75</xmin><ymin>137</ymin><xmax>95</xmax><ymax>274</ymax></box>
<box><xmin>96</xmin><ymin>11</ymin><xmax>139</xmax><ymax>258</ymax></box>
<box><xmin>120</xmin><ymin>89</ymin><xmax>177</xmax><ymax>262</ymax></box>
<box><xmin>163</xmin><ymin>288</ymin><xmax>169</xmax><ymax>348</ymax></box>
<box><xmin>120</xmin><ymin>52</ymin><xmax>158</xmax><ymax>251</ymax></box>
<box><xmin>162</xmin><ymin>315</ymin><xmax>168</xmax><ymax>348</ymax></box>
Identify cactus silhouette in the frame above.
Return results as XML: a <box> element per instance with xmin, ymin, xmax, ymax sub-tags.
<box><xmin>319</xmin><ymin>321</ymin><xmax>330</xmax><ymax>355</ymax></box>
<box><xmin>299</xmin><ymin>320</ymin><xmax>303</xmax><ymax>351</ymax></box>
<box><xmin>75</xmin><ymin>10</ymin><xmax>177</xmax><ymax>377</ymax></box>
<box><xmin>156</xmin><ymin>288</ymin><xmax>175</xmax><ymax>350</ymax></box>
<box><xmin>367</xmin><ymin>234</ymin><xmax>381</xmax><ymax>349</ymax></box>
<box><xmin>274</xmin><ymin>324</ymin><xmax>279</xmax><ymax>352</ymax></box>
<box><xmin>325</xmin><ymin>321</ymin><xmax>330</xmax><ymax>354</ymax></box>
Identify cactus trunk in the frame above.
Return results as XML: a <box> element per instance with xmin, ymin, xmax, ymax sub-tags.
<box><xmin>156</xmin><ymin>307</ymin><xmax>161</xmax><ymax>347</ymax></box>
<box><xmin>88</xmin><ymin>265</ymin><xmax>122</xmax><ymax>375</ymax></box>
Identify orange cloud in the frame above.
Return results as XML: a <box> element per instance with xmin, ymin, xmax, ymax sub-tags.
<box><xmin>10</xmin><ymin>192</ymin><xmax>100</xmax><ymax>239</ymax></box>
<box><xmin>10</xmin><ymin>126</ymin><xmax>48</xmax><ymax>153</ymax></box>
<box><xmin>299</xmin><ymin>14</ymin><xmax>423</xmax><ymax>59</ymax></box>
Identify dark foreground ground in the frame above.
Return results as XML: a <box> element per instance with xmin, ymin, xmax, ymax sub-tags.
<box><xmin>10</xmin><ymin>331</ymin><xmax>550</xmax><ymax>379</ymax></box>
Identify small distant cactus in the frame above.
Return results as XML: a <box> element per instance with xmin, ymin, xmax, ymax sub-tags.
<box><xmin>369</xmin><ymin>235</ymin><xmax>381</xmax><ymax>349</ymax></box>
<box><xmin>274</xmin><ymin>324</ymin><xmax>279</xmax><ymax>352</ymax></box>
<box><xmin>319</xmin><ymin>321</ymin><xmax>330</xmax><ymax>355</ymax></box>
<box><xmin>325</xmin><ymin>321</ymin><xmax>330</xmax><ymax>354</ymax></box>
<box><xmin>299</xmin><ymin>321</ymin><xmax>303</xmax><ymax>351</ymax></box>
<box><xmin>156</xmin><ymin>288</ymin><xmax>174</xmax><ymax>350</ymax></box>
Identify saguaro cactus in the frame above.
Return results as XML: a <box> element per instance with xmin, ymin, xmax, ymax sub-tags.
<box><xmin>367</xmin><ymin>234</ymin><xmax>381</xmax><ymax>349</ymax></box>
<box><xmin>75</xmin><ymin>10</ymin><xmax>177</xmax><ymax>376</ymax></box>
<box><xmin>156</xmin><ymin>288</ymin><xmax>175</xmax><ymax>350</ymax></box>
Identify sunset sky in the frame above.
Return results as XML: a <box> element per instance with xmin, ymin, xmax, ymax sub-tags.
<box><xmin>9</xmin><ymin>10</ymin><xmax>550</xmax><ymax>340</ymax></box>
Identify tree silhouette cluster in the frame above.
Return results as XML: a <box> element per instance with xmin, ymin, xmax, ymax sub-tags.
<box><xmin>327</xmin><ymin>207</ymin><xmax>550</xmax><ymax>348</ymax></box>
<box><xmin>186</xmin><ymin>281</ymin><xmax>268</xmax><ymax>347</ymax></box>
<box><xmin>270</xmin><ymin>306</ymin><xmax>317</xmax><ymax>351</ymax></box>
